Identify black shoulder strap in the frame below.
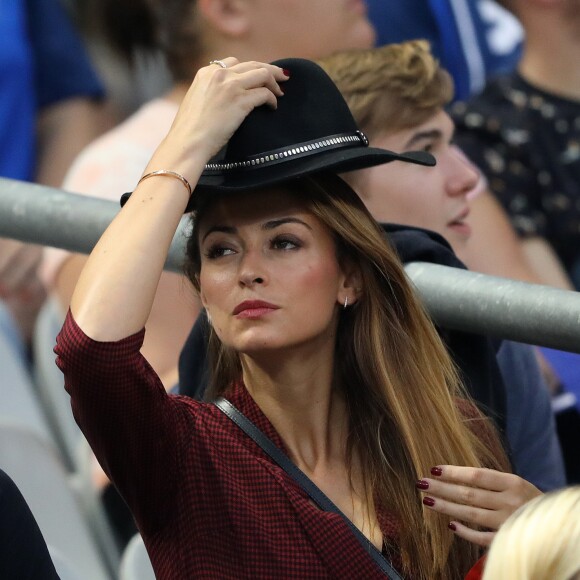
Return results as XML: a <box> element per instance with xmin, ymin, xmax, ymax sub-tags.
<box><xmin>214</xmin><ymin>397</ymin><xmax>403</xmax><ymax>580</ymax></box>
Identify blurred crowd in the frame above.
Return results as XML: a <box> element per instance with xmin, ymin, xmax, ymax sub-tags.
<box><xmin>1</xmin><ymin>0</ymin><xmax>580</xmax><ymax>578</ymax></box>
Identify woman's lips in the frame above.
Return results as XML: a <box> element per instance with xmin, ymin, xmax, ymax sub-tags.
<box><xmin>233</xmin><ymin>300</ymin><xmax>280</xmax><ymax>319</ymax></box>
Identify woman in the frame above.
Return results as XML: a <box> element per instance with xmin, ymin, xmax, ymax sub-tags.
<box><xmin>56</xmin><ymin>58</ymin><xmax>539</xmax><ymax>579</ymax></box>
<box><xmin>45</xmin><ymin>0</ymin><xmax>377</xmax><ymax>547</ymax></box>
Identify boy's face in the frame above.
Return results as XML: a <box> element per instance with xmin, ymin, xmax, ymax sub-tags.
<box><xmin>348</xmin><ymin>111</ymin><xmax>480</xmax><ymax>252</ymax></box>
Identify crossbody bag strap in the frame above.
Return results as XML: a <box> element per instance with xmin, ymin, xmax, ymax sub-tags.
<box><xmin>214</xmin><ymin>397</ymin><xmax>404</xmax><ymax>580</ymax></box>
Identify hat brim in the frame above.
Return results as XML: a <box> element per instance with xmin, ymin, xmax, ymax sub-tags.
<box><xmin>184</xmin><ymin>147</ymin><xmax>434</xmax><ymax>212</ymax></box>
<box><xmin>120</xmin><ymin>147</ymin><xmax>434</xmax><ymax>212</ymax></box>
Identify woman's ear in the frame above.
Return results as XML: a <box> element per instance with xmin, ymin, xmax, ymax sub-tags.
<box><xmin>197</xmin><ymin>0</ymin><xmax>251</xmax><ymax>37</ymax></box>
<box><xmin>338</xmin><ymin>260</ymin><xmax>363</xmax><ymax>307</ymax></box>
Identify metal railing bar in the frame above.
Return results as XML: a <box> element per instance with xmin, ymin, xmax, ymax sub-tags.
<box><xmin>2</xmin><ymin>177</ymin><xmax>579</xmax><ymax>353</ymax></box>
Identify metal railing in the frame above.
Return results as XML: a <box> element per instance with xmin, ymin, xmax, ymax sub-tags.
<box><xmin>2</xmin><ymin>177</ymin><xmax>580</xmax><ymax>353</ymax></box>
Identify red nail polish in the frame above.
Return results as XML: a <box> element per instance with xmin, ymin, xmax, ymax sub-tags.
<box><xmin>283</xmin><ymin>68</ymin><xmax>291</xmax><ymax>77</ymax></box>
<box><xmin>431</xmin><ymin>467</ymin><xmax>443</xmax><ymax>477</ymax></box>
<box><xmin>423</xmin><ymin>497</ymin><xmax>435</xmax><ymax>507</ymax></box>
<box><xmin>448</xmin><ymin>523</ymin><xmax>457</xmax><ymax>531</ymax></box>
<box><xmin>415</xmin><ymin>480</ymin><xmax>429</xmax><ymax>490</ymax></box>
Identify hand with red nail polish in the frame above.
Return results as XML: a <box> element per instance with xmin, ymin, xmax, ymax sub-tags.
<box><xmin>416</xmin><ymin>465</ymin><xmax>542</xmax><ymax>546</ymax></box>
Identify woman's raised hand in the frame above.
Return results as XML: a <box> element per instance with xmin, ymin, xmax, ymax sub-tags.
<box><xmin>416</xmin><ymin>465</ymin><xmax>542</xmax><ymax>546</ymax></box>
<box><xmin>158</xmin><ymin>58</ymin><xmax>289</xmax><ymax>169</ymax></box>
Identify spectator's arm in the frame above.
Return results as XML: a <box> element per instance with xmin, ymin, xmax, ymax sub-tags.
<box><xmin>520</xmin><ymin>236</ymin><xmax>574</xmax><ymax>290</ymax></box>
<box><xmin>0</xmin><ymin>240</ymin><xmax>46</xmax><ymax>342</ymax></box>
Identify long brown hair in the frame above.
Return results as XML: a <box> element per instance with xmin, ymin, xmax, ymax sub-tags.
<box><xmin>185</xmin><ymin>174</ymin><xmax>503</xmax><ymax>579</ymax></box>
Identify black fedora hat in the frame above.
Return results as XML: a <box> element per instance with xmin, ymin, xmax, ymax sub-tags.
<box><xmin>121</xmin><ymin>57</ymin><xmax>435</xmax><ymax>212</ymax></box>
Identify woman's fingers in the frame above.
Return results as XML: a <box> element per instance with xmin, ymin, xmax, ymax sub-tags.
<box><xmin>417</xmin><ymin>478</ymin><xmax>504</xmax><ymax>511</ymax></box>
<box><xmin>230</xmin><ymin>61</ymin><xmax>288</xmax><ymax>97</ymax></box>
<box><xmin>428</xmin><ymin>465</ymin><xmax>510</xmax><ymax>492</ymax></box>
<box><xmin>205</xmin><ymin>58</ymin><xmax>287</xmax><ymax>98</ymax></box>
<box><xmin>421</xmin><ymin>493</ymin><xmax>504</xmax><ymax>530</ymax></box>
<box><xmin>448</xmin><ymin>521</ymin><xmax>496</xmax><ymax>547</ymax></box>
<box><xmin>427</xmin><ymin>466</ymin><xmax>542</xmax><ymax>508</ymax></box>
<box><xmin>416</xmin><ymin>465</ymin><xmax>543</xmax><ymax>546</ymax></box>
<box><xmin>207</xmin><ymin>56</ymin><xmax>240</xmax><ymax>69</ymax></box>
<box><xmin>167</xmin><ymin>58</ymin><xmax>289</xmax><ymax>161</ymax></box>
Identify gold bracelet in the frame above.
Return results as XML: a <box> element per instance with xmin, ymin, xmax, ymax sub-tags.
<box><xmin>138</xmin><ymin>170</ymin><xmax>193</xmax><ymax>197</ymax></box>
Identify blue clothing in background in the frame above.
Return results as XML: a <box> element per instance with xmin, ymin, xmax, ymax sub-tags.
<box><xmin>0</xmin><ymin>0</ymin><xmax>36</xmax><ymax>180</ymax></box>
<box><xmin>539</xmin><ymin>347</ymin><xmax>580</xmax><ymax>412</ymax></box>
<box><xmin>497</xmin><ymin>341</ymin><xmax>566</xmax><ymax>491</ymax></box>
<box><xmin>0</xmin><ymin>0</ymin><xmax>104</xmax><ymax>181</ymax></box>
<box><xmin>367</xmin><ymin>0</ymin><xmax>524</xmax><ymax>100</ymax></box>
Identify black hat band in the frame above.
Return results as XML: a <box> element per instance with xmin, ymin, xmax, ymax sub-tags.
<box><xmin>203</xmin><ymin>130</ymin><xmax>369</xmax><ymax>174</ymax></box>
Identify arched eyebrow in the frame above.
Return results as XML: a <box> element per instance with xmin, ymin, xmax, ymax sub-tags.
<box><xmin>405</xmin><ymin>129</ymin><xmax>443</xmax><ymax>149</ymax></box>
<box><xmin>262</xmin><ymin>217</ymin><xmax>312</xmax><ymax>231</ymax></box>
<box><xmin>201</xmin><ymin>218</ymin><xmax>311</xmax><ymax>242</ymax></box>
<box><xmin>201</xmin><ymin>225</ymin><xmax>236</xmax><ymax>242</ymax></box>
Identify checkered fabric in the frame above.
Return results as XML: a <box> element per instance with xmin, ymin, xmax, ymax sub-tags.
<box><xmin>56</xmin><ymin>312</ymin><xmax>409</xmax><ymax>579</ymax></box>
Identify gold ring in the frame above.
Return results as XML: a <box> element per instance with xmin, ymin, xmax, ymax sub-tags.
<box><xmin>209</xmin><ymin>60</ymin><xmax>227</xmax><ymax>69</ymax></box>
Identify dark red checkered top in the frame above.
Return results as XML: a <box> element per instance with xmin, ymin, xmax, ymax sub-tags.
<box><xmin>55</xmin><ymin>312</ymin><xmax>428</xmax><ymax>579</ymax></box>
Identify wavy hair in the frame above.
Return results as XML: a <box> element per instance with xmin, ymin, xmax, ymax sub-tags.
<box><xmin>185</xmin><ymin>174</ymin><xmax>504</xmax><ymax>579</ymax></box>
<box><xmin>317</xmin><ymin>41</ymin><xmax>453</xmax><ymax>140</ymax></box>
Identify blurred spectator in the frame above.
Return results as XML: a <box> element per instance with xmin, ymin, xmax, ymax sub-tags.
<box><xmin>0</xmin><ymin>469</ymin><xmax>59</xmax><ymax>579</ymax></box>
<box><xmin>483</xmin><ymin>486</ymin><xmax>580</xmax><ymax>580</ymax></box>
<box><xmin>367</xmin><ymin>0</ymin><xmax>524</xmax><ymax>100</ymax></box>
<box><xmin>0</xmin><ymin>0</ymin><xmax>112</xmax><ymax>357</ymax></box>
<box><xmin>450</xmin><ymin>0</ymin><xmax>580</xmax><ymax>480</ymax></box>
<box><xmin>452</xmin><ymin>0</ymin><xmax>580</xmax><ymax>288</ymax></box>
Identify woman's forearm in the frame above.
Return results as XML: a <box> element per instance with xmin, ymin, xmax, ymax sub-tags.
<box><xmin>70</xmin><ymin>141</ymin><xmax>207</xmax><ymax>341</ymax></box>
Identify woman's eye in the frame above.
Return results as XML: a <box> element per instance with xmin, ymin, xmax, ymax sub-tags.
<box><xmin>422</xmin><ymin>142</ymin><xmax>435</xmax><ymax>153</ymax></box>
<box><xmin>204</xmin><ymin>245</ymin><xmax>236</xmax><ymax>259</ymax></box>
<box><xmin>271</xmin><ymin>236</ymin><xmax>301</xmax><ymax>251</ymax></box>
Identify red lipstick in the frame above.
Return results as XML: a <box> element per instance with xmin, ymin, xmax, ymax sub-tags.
<box><xmin>233</xmin><ymin>300</ymin><xmax>280</xmax><ymax>319</ymax></box>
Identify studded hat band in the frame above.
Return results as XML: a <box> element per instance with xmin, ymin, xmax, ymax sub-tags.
<box><xmin>204</xmin><ymin>130</ymin><xmax>369</xmax><ymax>173</ymax></box>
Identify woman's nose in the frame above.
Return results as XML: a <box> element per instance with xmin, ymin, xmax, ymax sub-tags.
<box><xmin>239</xmin><ymin>273</ymin><xmax>265</xmax><ymax>286</ymax></box>
<box><xmin>238</xmin><ymin>252</ymin><xmax>266</xmax><ymax>287</ymax></box>
<box><xmin>446</xmin><ymin>145</ymin><xmax>480</xmax><ymax>197</ymax></box>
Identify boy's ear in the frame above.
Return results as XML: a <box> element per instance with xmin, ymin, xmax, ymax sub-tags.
<box><xmin>198</xmin><ymin>0</ymin><xmax>251</xmax><ymax>37</ymax></box>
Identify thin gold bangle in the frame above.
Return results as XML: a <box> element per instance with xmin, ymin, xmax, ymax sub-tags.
<box><xmin>138</xmin><ymin>170</ymin><xmax>193</xmax><ymax>197</ymax></box>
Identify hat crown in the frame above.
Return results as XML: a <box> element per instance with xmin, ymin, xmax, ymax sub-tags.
<box><xmin>119</xmin><ymin>57</ymin><xmax>435</xmax><ymax>211</ymax></box>
<box><xmin>210</xmin><ymin>58</ymin><xmax>360</xmax><ymax>164</ymax></box>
